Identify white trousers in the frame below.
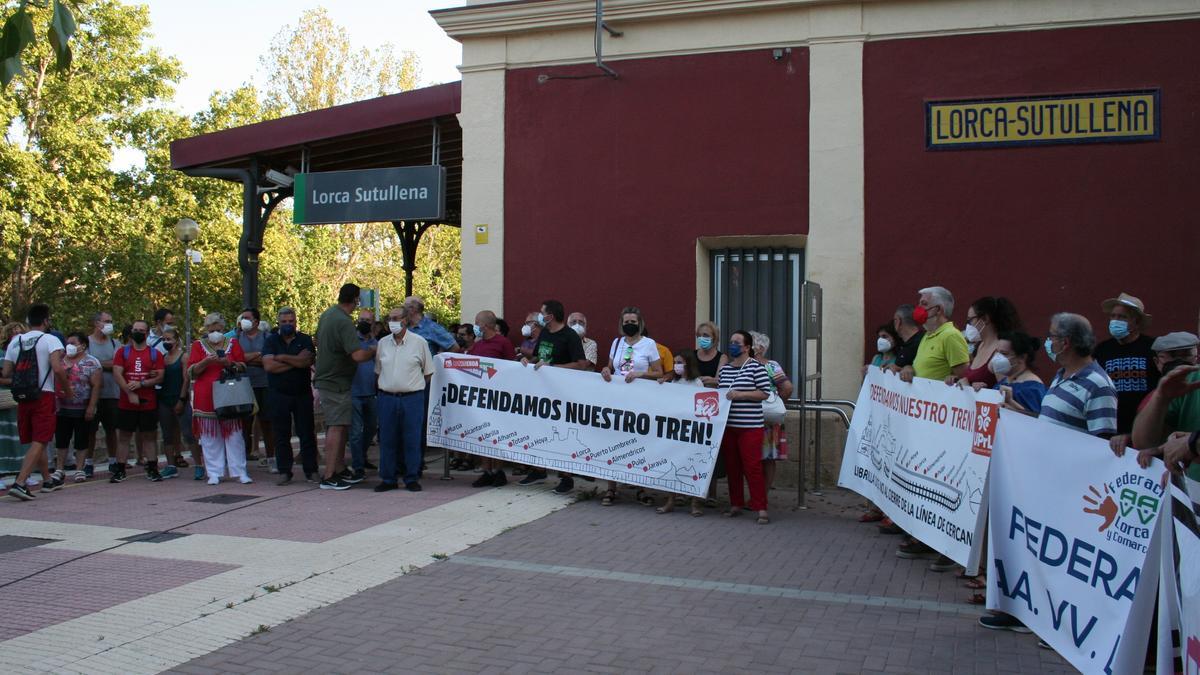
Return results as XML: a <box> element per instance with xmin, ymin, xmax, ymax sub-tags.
<box><xmin>200</xmin><ymin>430</ymin><xmax>247</xmax><ymax>479</ymax></box>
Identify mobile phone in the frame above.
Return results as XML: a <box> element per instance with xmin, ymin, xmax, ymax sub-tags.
<box><xmin>216</xmin><ymin>349</ymin><xmax>226</xmax><ymax>358</ymax></box>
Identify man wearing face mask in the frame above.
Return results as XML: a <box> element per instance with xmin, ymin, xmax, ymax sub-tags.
<box><xmin>86</xmin><ymin>311</ymin><xmax>120</xmax><ymax>479</ymax></box>
<box><xmin>1038</xmin><ymin>313</ymin><xmax>1118</xmax><ymax>437</ymax></box>
<box><xmin>263</xmin><ymin>307</ymin><xmax>318</xmax><ymax>485</ymax></box>
<box><xmin>889</xmin><ymin>304</ymin><xmax>925</xmax><ymax>372</ymax></box>
<box><xmin>148</xmin><ymin>308</ymin><xmax>175</xmax><ymax>355</ymax></box>
<box><xmin>112</xmin><ymin>319</ymin><xmax>165</xmax><ymax>482</ymax></box>
<box><xmin>898</xmin><ymin>287</ymin><xmax>969</xmax><ymax>384</ymax></box>
<box><xmin>236</xmin><ymin>308</ymin><xmax>273</xmax><ymax>469</ymax></box>
<box><xmin>567</xmin><ymin>312</ymin><xmax>597</xmax><ymax>370</ymax></box>
<box><xmin>373</xmin><ymin>306</ymin><xmax>434</xmax><ymax>493</ymax></box>
<box><xmin>1126</xmin><ymin>332</ymin><xmax>1200</xmax><ymax>478</ymax></box>
<box><xmin>349</xmin><ymin>308</ymin><xmax>380</xmax><ymax>482</ymax></box>
<box><xmin>466</xmin><ymin>310</ymin><xmax>517</xmax><ymax>487</ymax></box>
<box><xmin>1093</xmin><ymin>293</ymin><xmax>1160</xmax><ymax>436</ymax></box>
<box><xmin>518</xmin><ymin>312</ymin><xmax>541</xmax><ymax>360</ymax></box>
<box><xmin>314</xmin><ymin>284</ymin><xmax>378</xmax><ymax>490</ymax></box>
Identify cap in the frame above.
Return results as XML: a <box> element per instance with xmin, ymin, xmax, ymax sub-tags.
<box><xmin>1101</xmin><ymin>292</ymin><xmax>1152</xmax><ymax>328</ymax></box>
<box><xmin>1152</xmin><ymin>332</ymin><xmax>1199</xmax><ymax>353</ymax></box>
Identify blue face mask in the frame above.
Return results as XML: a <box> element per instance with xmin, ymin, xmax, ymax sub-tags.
<box><xmin>728</xmin><ymin>343</ymin><xmax>743</xmax><ymax>358</ymax></box>
<box><xmin>1109</xmin><ymin>319</ymin><xmax>1130</xmax><ymax>340</ymax></box>
<box><xmin>473</xmin><ymin>324</ymin><xmax>483</xmax><ymax>339</ymax></box>
<box><xmin>536</xmin><ymin>313</ymin><xmax>547</xmax><ymax>327</ymax></box>
<box><xmin>279</xmin><ymin>324</ymin><xmax>296</xmax><ymax>337</ymax></box>
<box><xmin>1044</xmin><ymin>337</ymin><xmax>1057</xmax><ymax>361</ymax></box>
<box><xmin>697</xmin><ymin>336</ymin><xmax>713</xmax><ymax>350</ymax></box>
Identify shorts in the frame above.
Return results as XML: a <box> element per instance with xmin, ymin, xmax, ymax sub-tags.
<box><xmin>17</xmin><ymin>395</ymin><xmax>56</xmax><ymax>444</ymax></box>
<box><xmin>318</xmin><ymin>387</ymin><xmax>352</xmax><ymax>427</ymax></box>
<box><xmin>117</xmin><ymin>408</ymin><xmax>158</xmax><ymax>433</ymax></box>
<box><xmin>95</xmin><ymin>398</ymin><xmax>120</xmax><ymax>433</ymax></box>
<box><xmin>56</xmin><ymin>413</ymin><xmax>91</xmax><ymax>451</ymax></box>
<box><xmin>157</xmin><ymin>401</ymin><xmax>181</xmax><ymax>444</ymax></box>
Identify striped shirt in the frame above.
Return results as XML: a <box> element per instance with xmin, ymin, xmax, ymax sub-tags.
<box><xmin>1039</xmin><ymin>361</ymin><xmax>1118</xmax><ymax>436</ymax></box>
<box><xmin>718</xmin><ymin>359</ymin><xmax>772</xmax><ymax>429</ymax></box>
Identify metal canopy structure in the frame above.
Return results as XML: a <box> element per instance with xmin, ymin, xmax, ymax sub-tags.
<box><xmin>169</xmin><ymin>82</ymin><xmax>463</xmax><ymax>309</ymax></box>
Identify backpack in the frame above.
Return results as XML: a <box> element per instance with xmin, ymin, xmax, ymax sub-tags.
<box><xmin>11</xmin><ymin>335</ymin><xmax>49</xmax><ymax>402</ymax></box>
<box><xmin>121</xmin><ymin>345</ymin><xmax>162</xmax><ymax>370</ymax></box>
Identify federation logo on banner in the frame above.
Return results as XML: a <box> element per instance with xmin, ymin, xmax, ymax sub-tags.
<box><xmin>443</xmin><ymin>356</ymin><xmax>498</xmax><ymax>379</ymax></box>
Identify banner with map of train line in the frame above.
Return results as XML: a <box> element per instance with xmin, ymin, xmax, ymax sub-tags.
<box><xmin>837</xmin><ymin>369</ymin><xmax>1003</xmax><ymax>570</ymax></box>
<box><xmin>426</xmin><ymin>354</ymin><xmax>729</xmax><ymax>497</ymax></box>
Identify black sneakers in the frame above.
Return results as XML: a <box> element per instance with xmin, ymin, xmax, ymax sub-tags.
<box><xmin>373</xmin><ymin>482</ymin><xmax>398</xmax><ymax>493</ymax></box>
<box><xmin>492</xmin><ymin>470</ymin><xmax>508</xmax><ymax>487</ymax></box>
<box><xmin>517</xmin><ymin>470</ymin><xmax>547</xmax><ymax>486</ymax></box>
<box><xmin>319</xmin><ymin>477</ymin><xmax>353</xmax><ymax>491</ymax></box>
<box><xmin>405</xmin><ymin>482</ymin><xmax>422</xmax><ymax>492</ymax></box>
<box><xmin>978</xmin><ymin>614</ymin><xmax>1031</xmax><ymax>633</ymax></box>
<box><xmin>40</xmin><ymin>476</ymin><xmax>63</xmax><ymax>493</ymax></box>
<box><xmin>471</xmin><ymin>472</ymin><xmax>494</xmax><ymax>488</ymax></box>
<box><xmin>552</xmin><ymin>476</ymin><xmax>575</xmax><ymax>494</ymax></box>
<box><xmin>276</xmin><ymin>473</ymin><xmax>293</xmax><ymax>486</ymax></box>
<box><xmin>9</xmin><ymin>483</ymin><xmax>35</xmax><ymax>500</ymax></box>
<box><xmin>109</xmin><ymin>467</ymin><xmax>127</xmax><ymax>483</ymax></box>
<box><xmin>146</xmin><ymin>467</ymin><xmax>163</xmax><ymax>482</ymax></box>
<box><xmin>339</xmin><ymin>468</ymin><xmax>364</xmax><ymax>484</ymax></box>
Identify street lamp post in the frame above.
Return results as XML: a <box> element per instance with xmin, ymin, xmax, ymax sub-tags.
<box><xmin>174</xmin><ymin>218</ymin><xmax>200</xmax><ymax>342</ymax></box>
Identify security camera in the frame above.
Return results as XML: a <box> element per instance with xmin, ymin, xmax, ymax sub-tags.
<box><xmin>265</xmin><ymin>169</ymin><xmax>294</xmax><ymax>187</ymax></box>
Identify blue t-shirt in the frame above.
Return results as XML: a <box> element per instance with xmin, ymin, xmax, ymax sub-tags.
<box><xmin>411</xmin><ymin>315</ymin><xmax>456</xmax><ymax>355</ymax></box>
<box><xmin>996</xmin><ymin>378</ymin><xmax>1048</xmax><ymax>416</ymax></box>
<box><xmin>351</xmin><ymin>335</ymin><xmax>378</xmax><ymax>397</ymax></box>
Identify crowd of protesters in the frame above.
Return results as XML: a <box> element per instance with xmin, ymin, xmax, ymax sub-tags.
<box><xmin>859</xmin><ymin>286</ymin><xmax>1199</xmax><ymax>649</ymax></box>
<box><xmin>0</xmin><ymin>285</ymin><xmax>795</xmax><ymax>527</ymax></box>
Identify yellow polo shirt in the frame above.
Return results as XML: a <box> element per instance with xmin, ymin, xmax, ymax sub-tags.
<box><xmin>375</xmin><ymin>329</ymin><xmax>434</xmax><ymax>393</ymax></box>
<box><xmin>913</xmin><ymin>321</ymin><xmax>970</xmax><ymax>381</ymax></box>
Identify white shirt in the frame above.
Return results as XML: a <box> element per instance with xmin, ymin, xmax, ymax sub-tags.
<box><xmin>375</xmin><ymin>329</ymin><xmax>434</xmax><ymax>393</ymax></box>
<box><xmin>4</xmin><ymin>330</ymin><xmax>65</xmax><ymax>393</ymax></box>
<box><xmin>607</xmin><ymin>336</ymin><xmax>660</xmax><ymax>377</ymax></box>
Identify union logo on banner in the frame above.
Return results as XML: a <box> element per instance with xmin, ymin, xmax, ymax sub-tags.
<box><xmin>694</xmin><ymin>392</ymin><xmax>719</xmax><ymax>420</ymax></box>
<box><xmin>444</xmin><ymin>356</ymin><xmax>497</xmax><ymax>379</ymax></box>
<box><xmin>971</xmin><ymin>401</ymin><xmax>998</xmax><ymax>457</ymax></box>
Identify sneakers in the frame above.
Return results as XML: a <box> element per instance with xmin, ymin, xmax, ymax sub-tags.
<box><xmin>339</xmin><ymin>468</ymin><xmax>364</xmax><ymax>484</ymax></box>
<box><xmin>40</xmin><ymin>476</ymin><xmax>63</xmax><ymax>492</ymax></box>
<box><xmin>258</xmin><ymin>457</ymin><xmax>269</xmax><ymax>468</ymax></box>
<box><xmin>517</xmin><ymin>470</ymin><xmax>547</xmax><ymax>486</ymax></box>
<box><xmin>65</xmin><ymin>463</ymin><xmax>77</xmax><ymax>471</ymax></box>
<box><xmin>978</xmin><ymin>614</ymin><xmax>1031</xmax><ymax>633</ymax></box>
<box><xmin>9</xmin><ymin>483</ymin><xmax>35</xmax><ymax>501</ymax></box>
<box><xmin>492</xmin><ymin>470</ymin><xmax>507</xmax><ymax>487</ymax></box>
<box><xmin>553</xmin><ymin>476</ymin><xmax>575</xmax><ymax>494</ymax></box>
<box><xmin>878</xmin><ymin>517</ymin><xmax>903</xmax><ymax>535</ymax></box>
<box><xmin>305</xmin><ymin>472</ymin><xmax>320</xmax><ymax>483</ymax></box>
<box><xmin>895</xmin><ymin>541</ymin><xmax>936</xmax><ymax>559</ymax></box>
<box><xmin>928</xmin><ymin>555</ymin><xmax>957</xmax><ymax>572</ymax></box>
<box><xmin>471</xmin><ymin>472</ymin><xmax>495</xmax><ymax>488</ymax></box>
<box><xmin>109</xmin><ymin>467</ymin><xmax>127</xmax><ymax>483</ymax></box>
<box><xmin>363</xmin><ymin>461</ymin><xmax>378</xmax><ymax>470</ymax></box>
<box><xmin>374</xmin><ymin>482</ymin><xmax>398</xmax><ymax>493</ymax></box>
<box><xmin>160</xmin><ymin>465</ymin><xmax>179</xmax><ymax>479</ymax></box>
<box><xmin>83</xmin><ymin>463</ymin><xmax>94</xmax><ymax>478</ymax></box>
<box><xmin>405</xmin><ymin>481</ymin><xmax>422</xmax><ymax>492</ymax></box>
<box><xmin>146</xmin><ymin>467</ymin><xmax>163</xmax><ymax>482</ymax></box>
<box><xmin>319</xmin><ymin>477</ymin><xmax>353</xmax><ymax>491</ymax></box>
<box><xmin>72</xmin><ymin>470</ymin><xmax>86</xmax><ymax>483</ymax></box>
<box><xmin>277</xmin><ymin>473</ymin><xmax>293</xmax><ymax>486</ymax></box>
<box><xmin>193</xmin><ymin>467</ymin><xmax>206</xmax><ymax>481</ymax></box>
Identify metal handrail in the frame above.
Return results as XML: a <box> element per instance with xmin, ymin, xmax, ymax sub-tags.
<box><xmin>811</xmin><ymin>398</ymin><xmax>855</xmax><ymax>411</ymax></box>
<box><xmin>784</xmin><ymin>402</ymin><xmax>850</xmax><ymax>429</ymax></box>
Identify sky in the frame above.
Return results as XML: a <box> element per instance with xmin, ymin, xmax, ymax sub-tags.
<box><xmin>142</xmin><ymin>0</ymin><xmax>465</xmax><ymax>115</ymax></box>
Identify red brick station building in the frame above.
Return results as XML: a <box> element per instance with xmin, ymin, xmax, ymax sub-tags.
<box><xmin>173</xmin><ymin>0</ymin><xmax>1200</xmax><ymax>403</ymax></box>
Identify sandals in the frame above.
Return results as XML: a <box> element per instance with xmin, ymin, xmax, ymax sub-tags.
<box><xmin>656</xmin><ymin>500</ymin><xmax>675</xmax><ymax>514</ymax></box>
<box><xmin>689</xmin><ymin>498</ymin><xmax>704</xmax><ymax>517</ymax></box>
<box><xmin>601</xmin><ymin>489</ymin><xmax>616</xmax><ymax>506</ymax></box>
<box><xmin>723</xmin><ymin>507</ymin><xmax>743</xmax><ymax>518</ymax></box>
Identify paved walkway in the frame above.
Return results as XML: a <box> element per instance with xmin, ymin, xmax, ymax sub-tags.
<box><xmin>2</xmin><ymin>460</ymin><xmax>1074</xmax><ymax>674</ymax></box>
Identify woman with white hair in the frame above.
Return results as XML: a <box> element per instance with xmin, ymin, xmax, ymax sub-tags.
<box><xmin>749</xmin><ymin>332</ymin><xmax>793</xmax><ymax>491</ymax></box>
<box><xmin>186</xmin><ymin>313</ymin><xmax>251</xmax><ymax>485</ymax></box>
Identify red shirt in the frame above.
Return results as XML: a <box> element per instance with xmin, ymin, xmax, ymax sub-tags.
<box><xmin>187</xmin><ymin>339</ymin><xmax>246</xmax><ymax>414</ymax></box>
<box><xmin>113</xmin><ymin>345</ymin><xmax>162</xmax><ymax>411</ymax></box>
<box><xmin>468</xmin><ymin>334</ymin><xmax>516</xmax><ymax>361</ymax></box>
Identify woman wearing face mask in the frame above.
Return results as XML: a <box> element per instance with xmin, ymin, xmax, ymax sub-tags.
<box><xmin>869</xmin><ymin>322</ymin><xmax>901</xmax><ymax>372</ymax></box>
<box><xmin>187</xmin><ymin>313</ymin><xmax>250</xmax><ymax>485</ymax></box>
<box><xmin>947</xmin><ymin>297</ymin><xmax>1021</xmax><ymax>389</ymax></box>
<box><xmin>655</xmin><ymin>349</ymin><xmax>706</xmax><ymax>516</ymax></box>
<box><xmin>53</xmin><ymin>333</ymin><xmax>102</xmax><ymax>484</ymax></box>
<box><xmin>156</xmin><ymin>327</ymin><xmax>193</xmax><ymax>478</ymax></box>
<box><xmin>719</xmin><ymin>330</ymin><xmax>773</xmax><ymax>524</ymax></box>
<box><xmin>695</xmin><ymin>322</ymin><xmax>724</xmax><ymax>387</ymax></box>
<box><xmin>599</xmin><ymin>307</ymin><xmax>664</xmax><ymax>506</ymax></box>
<box><xmin>972</xmin><ymin>331</ymin><xmax>1047</xmax><ymax>415</ymax></box>
<box><xmin>517</xmin><ymin>312</ymin><xmax>542</xmax><ymax>360</ymax></box>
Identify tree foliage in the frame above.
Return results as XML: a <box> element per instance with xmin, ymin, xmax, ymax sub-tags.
<box><xmin>0</xmin><ymin>1</ymin><xmax>460</xmax><ymax>337</ymax></box>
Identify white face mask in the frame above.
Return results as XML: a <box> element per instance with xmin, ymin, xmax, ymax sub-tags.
<box><xmin>162</xmin><ymin>324</ymin><xmax>175</xmax><ymax>334</ymax></box>
<box><xmin>570</xmin><ymin>323</ymin><xmax>585</xmax><ymax>336</ymax></box>
<box><xmin>989</xmin><ymin>352</ymin><xmax>1012</xmax><ymax>376</ymax></box>
<box><xmin>100</xmin><ymin>323</ymin><xmax>114</xmax><ymax>336</ymax></box>
<box><xmin>876</xmin><ymin>337</ymin><xmax>892</xmax><ymax>353</ymax></box>
<box><xmin>963</xmin><ymin>323</ymin><xmax>982</xmax><ymax>344</ymax></box>
<box><xmin>521</xmin><ymin>324</ymin><xmax>533</xmax><ymax>338</ymax></box>
<box><xmin>65</xmin><ymin>344</ymin><xmax>79</xmax><ymax>357</ymax></box>
<box><xmin>207</xmin><ymin>331</ymin><xmax>224</xmax><ymax>344</ymax></box>
<box><xmin>259</xmin><ymin>321</ymin><xmax>270</xmax><ymax>333</ymax></box>
<box><xmin>239</xmin><ymin>318</ymin><xmax>254</xmax><ymax>331</ymax></box>
<box><xmin>388</xmin><ymin>321</ymin><xmax>405</xmax><ymax>335</ymax></box>
<box><xmin>673</xmin><ymin>364</ymin><xmax>684</xmax><ymax>376</ymax></box>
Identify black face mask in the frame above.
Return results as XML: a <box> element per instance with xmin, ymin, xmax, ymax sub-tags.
<box><xmin>131</xmin><ymin>332</ymin><xmax>147</xmax><ymax>344</ymax></box>
<box><xmin>621</xmin><ymin>323</ymin><xmax>639</xmax><ymax>337</ymax></box>
<box><xmin>1161</xmin><ymin>359</ymin><xmax>1191</xmax><ymax>377</ymax></box>
<box><xmin>356</xmin><ymin>321</ymin><xmax>372</xmax><ymax>335</ymax></box>
<box><xmin>163</xmin><ymin>342</ymin><xmax>175</xmax><ymax>351</ymax></box>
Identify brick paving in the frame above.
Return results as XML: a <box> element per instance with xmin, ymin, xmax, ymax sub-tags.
<box><xmin>170</xmin><ymin>486</ymin><xmax>1074</xmax><ymax>674</ymax></box>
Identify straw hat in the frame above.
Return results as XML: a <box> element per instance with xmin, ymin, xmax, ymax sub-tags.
<box><xmin>1101</xmin><ymin>292</ymin><xmax>1152</xmax><ymax>328</ymax></box>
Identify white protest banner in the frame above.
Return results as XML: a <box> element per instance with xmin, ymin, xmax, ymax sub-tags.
<box><xmin>1158</xmin><ymin>473</ymin><xmax>1200</xmax><ymax>675</ymax></box>
<box><xmin>838</xmin><ymin>369</ymin><xmax>1000</xmax><ymax>569</ymax></box>
<box><xmin>987</xmin><ymin>412</ymin><xmax>1164</xmax><ymax>674</ymax></box>
<box><xmin>426</xmin><ymin>354</ymin><xmax>729</xmax><ymax>497</ymax></box>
